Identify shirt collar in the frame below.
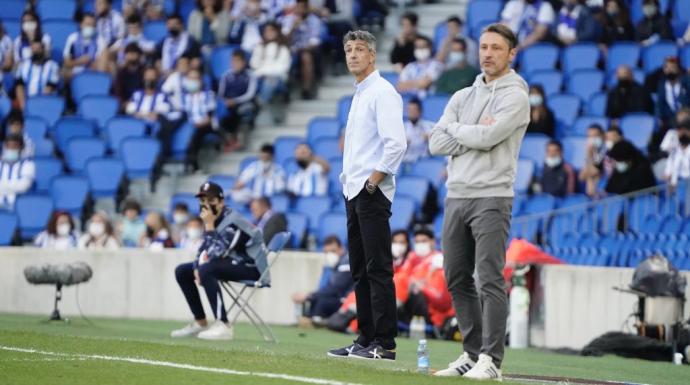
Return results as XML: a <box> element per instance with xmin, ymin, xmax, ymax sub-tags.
<box><xmin>354</xmin><ymin>70</ymin><xmax>380</xmax><ymax>92</ymax></box>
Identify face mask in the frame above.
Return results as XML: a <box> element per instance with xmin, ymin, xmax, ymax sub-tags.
<box><xmin>607</xmin><ymin>8</ymin><xmax>619</xmax><ymax>17</ymax></box>
<box><xmin>173</xmin><ymin>213</ymin><xmax>188</xmax><ymax>225</ymax></box>
<box><xmin>615</xmin><ymin>161</ymin><xmax>630</xmax><ymax>173</ymax></box>
<box><xmin>590</xmin><ymin>137</ymin><xmax>603</xmax><ymax>148</ymax></box>
<box><xmin>296</xmin><ymin>159</ymin><xmax>309</xmax><ymax>169</ymax></box>
<box><xmin>183</xmin><ymin>78</ymin><xmax>201</xmax><ymax>93</ymax></box>
<box><xmin>169</xmin><ymin>28</ymin><xmax>182</xmax><ymax>38</ymax></box>
<box><xmin>545</xmin><ymin>156</ymin><xmax>562</xmax><ymax>168</ymax></box>
<box><xmin>89</xmin><ymin>222</ymin><xmax>106</xmax><ymax>237</ymax></box>
<box><xmin>32</xmin><ymin>52</ymin><xmax>45</xmax><ymax>63</ymax></box>
<box><xmin>666</xmin><ymin>72</ymin><xmax>679</xmax><ymax>81</ymax></box>
<box><xmin>57</xmin><ymin>223</ymin><xmax>71</xmax><ymax>237</ymax></box>
<box><xmin>679</xmin><ymin>134</ymin><xmax>690</xmax><ymax>146</ymax></box>
<box><xmin>605</xmin><ymin>140</ymin><xmax>614</xmax><ymax>150</ymax></box>
<box><xmin>144</xmin><ymin>80</ymin><xmax>157</xmax><ymax>89</ymax></box>
<box><xmin>392</xmin><ymin>242</ymin><xmax>407</xmax><ymax>258</ymax></box>
<box><xmin>618</xmin><ymin>79</ymin><xmax>633</xmax><ymax>88</ymax></box>
<box><xmin>414</xmin><ymin>242</ymin><xmax>432</xmax><ymax>257</ymax></box>
<box><xmin>642</xmin><ymin>5</ymin><xmax>657</xmax><ymax>17</ymax></box>
<box><xmin>186</xmin><ymin>227</ymin><xmax>202</xmax><ymax>240</ymax></box>
<box><xmin>82</xmin><ymin>26</ymin><xmax>96</xmax><ymax>39</ymax></box>
<box><xmin>447</xmin><ymin>51</ymin><xmax>465</xmax><ymax>66</ymax></box>
<box><xmin>146</xmin><ymin>226</ymin><xmax>155</xmax><ymax>238</ymax></box>
<box><xmin>261</xmin><ymin>160</ymin><xmax>272</xmax><ymax>171</ymax></box>
<box><xmin>529</xmin><ymin>94</ymin><xmax>543</xmax><ymax>107</ymax></box>
<box><xmin>325</xmin><ymin>251</ymin><xmax>340</xmax><ymax>267</ymax></box>
<box><xmin>22</xmin><ymin>21</ymin><xmax>37</xmax><ymax>34</ymax></box>
<box><xmin>414</xmin><ymin>48</ymin><xmax>431</xmax><ymax>61</ymax></box>
<box><xmin>2</xmin><ymin>149</ymin><xmax>19</xmax><ymax>162</ymax></box>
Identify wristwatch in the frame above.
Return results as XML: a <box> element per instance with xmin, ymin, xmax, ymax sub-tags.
<box><xmin>365</xmin><ymin>180</ymin><xmax>377</xmax><ymax>194</ymax></box>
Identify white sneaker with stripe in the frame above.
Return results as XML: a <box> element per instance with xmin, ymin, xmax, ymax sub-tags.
<box><xmin>433</xmin><ymin>352</ymin><xmax>476</xmax><ymax>376</ymax></box>
<box><xmin>463</xmin><ymin>354</ymin><xmax>502</xmax><ymax>381</ymax></box>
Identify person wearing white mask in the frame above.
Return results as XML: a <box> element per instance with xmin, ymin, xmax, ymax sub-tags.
<box><xmin>14</xmin><ymin>10</ymin><xmax>52</xmax><ymax>64</ymax></box>
<box><xmin>0</xmin><ymin>135</ymin><xmax>35</xmax><ymax>210</ymax></box>
<box><xmin>232</xmin><ymin>144</ymin><xmax>286</xmax><ymax>204</ymax></box>
<box><xmin>526</xmin><ymin>84</ymin><xmax>556</xmax><ymax>137</ymax></box>
<box><xmin>435</xmin><ymin>37</ymin><xmax>480</xmax><ymax>96</ymax></box>
<box><xmin>34</xmin><ymin>212</ymin><xmax>79</xmax><ymax>250</ymax></box>
<box><xmin>179</xmin><ymin>217</ymin><xmax>205</xmax><ymax>253</ymax></box>
<box><xmin>179</xmin><ymin>68</ymin><xmax>216</xmax><ymax>172</ymax></box>
<box><xmin>63</xmin><ymin>13</ymin><xmax>105</xmax><ymax>78</ymax></box>
<box><xmin>170</xmin><ymin>202</ymin><xmax>191</xmax><ymax>245</ymax></box>
<box><xmin>536</xmin><ymin>140</ymin><xmax>576</xmax><ymax>198</ymax></box>
<box><xmin>579</xmin><ymin>124</ymin><xmax>608</xmax><ymax>197</ymax></box>
<box><xmin>605</xmin><ymin>140</ymin><xmax>656</xmax><ymax>195</ymax></box>
<box><xmin>108</xmin><ymin>14</ymin><xmax>155</xmax><ymax>69</ymax></box>
<box><xmin>391</xmin><ymin>230</ymin><xmax>411</xmax><ymax>272</ymax></box>
<box><xmin>14</xmin><ymin>40</ymin><xmax>61</xmax><ymax>111</ymax></box>
<box><xmin>397</xmin><ymin>36</ymin><xmax>444</xmax><ymax>99</ymax></box>
<box><xmin>78</xmin><ymin>212</ymin><xmax>121</xmax><ymax>250</ymax></box>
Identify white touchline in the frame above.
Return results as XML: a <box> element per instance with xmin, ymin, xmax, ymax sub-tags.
<box><xmin>0</xmin><ymin>346</ymin><xmax>366</xmax><ymax>385</ymax></box>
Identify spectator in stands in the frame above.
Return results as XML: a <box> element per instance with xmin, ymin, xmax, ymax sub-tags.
<box><xmin>117</xmin><ymin>199</ymin><xmax>147</xmax><ymax>247</ymax></box>
<box><xmin>140</xmin><ymin>211</ymin><xmax>175</xmax><ymax>249</ymax></box>
<box><xmin>312</xmin><ymin>0</ymin><xmax>355</xmax><ymax>69</ymax></box>
<box><xmin>397</xmin><ymin>36</ymin><xmax>443</xmax><ymax>99</ymax></box>
<box><xmin>34</xmin><ymin>212</ymin><xmax>79</xmax><ymax>250</ymax></box>
<box><xmin>390</xmin><ymin>12</ymin><xmax>419</xmax><ymax>72</ymax></box>
<box><xmin>171</xmin><ymin>202</ymin><xmax>191</xmax><ymax>245</ymax></box>
<box><xmin>536</xmin><ymin>140</ymin><xmax>576</xmax><ymax>197</ymax></box>
<box><xmin>391</xmin><ymin>229</ymin><xmax>411</xmax><ymax>271</ymax></box>
<box><xmin>435</xmin><ymin>17</ymin><xmax>478</xmax><ymax>69</ymax></box>
<box><xmin>0</xmin><ymin>135</ymin><xmax>35</xmax><ymax>210</ymax></box>
<box><xmin>161</xmin><ymin>54</ymin><xmax>191</xmax><ymax>110</ymax></box>
<box><xmin>123</xmin><ymin>0</ymin><xmax>165</xmax><ymax>21</ymax></box>
<box><xmin>635</xmin><ymin>0</ymin><xmax>673</xmax><ymax>45</ymax></box>
<box><xmin>501</xmin><ymin>0</ymin><xmax>555</xmax><ymax>49</ymax></box>
<box><xmin>156</xmin><ymin>14</ymin><xmax>202</xmax><ymax>74</ymax></box>
<box><xmin>601</xmin><ymin>0</ymin><xmax>635</xmax><ymax>45</ymax></box>
<box><xmin>188</xmin><ymin>0</ymin><xmax>231</xmax><ymax>47</ymax></box>
<box><xmin>14</xmin><ymin>40</ymin><xmax>60</xmax><ymax>111</ymax></box>
<box><xmin>664</xmin><ymin>120</ymin><xmax>690</xmax><ymax>188</ymax></box>
<box><xmin>96</xmin><ymin>0</ymin><xmax>126</xmax><ymax>48</ymax></box>
<box><xmin>228</xmin><ymin>0</ymin><xmax>267</xmax><ymax>54</ymax></box>
<box><xmin>218</xmin><ymin>50</ymin><xmax>258</xmax><ymax>152</ymax></box>
<box><xmin>125</xmin><ymin>66</ymin><xmax>171</xmax><ymax>125</ymax></box>
<box><xmin>14</xmin><ymin>11</ymin><xmax>52</xmax><ymax>64</ymax></box>
<box><xmin>660</xmin><ymin>108</ymin><xmax>690</xmax><ymax>155</ymax></box>
<box><xmin>232</xmin><ymin>143</ymin><xmax>286</xmax><ymax>204</ymax></box>
<box><xmin>526</xmin><ymin>84</ymin><xmax>555</xmax><ymax>137</ymax></box>
<box><xmin>250</xmin><ymin>197</ymin><xmax>288</xmax><ymax>244</ymax></box>
<box><xmin>606</xmin><ymin>65</ymin><xmax>653</xmax><ymax>119</ymax></box>
<box><xmin>281</xmin><ymin>0</ymin><xmax>324</xmax><ymax>99</ymax></box>
<box><xmin>287</xmin><ymin>143</ymin><xmax>330</xmax><ymax>197</ymax></box>
<box><xmin>109</xmin><ymin>14</ymin><xmax>156</xmax><ymax>69</ymax></box>
<box><xmin>435</xmin><ymin>37</ymin><xmax>480</xmax><ymax>95</ymax></box>
<box><xmin>264</xmin><ymin>0</ymin><xmax>292</xmax><ymax>20</ymax></box>
<box><xmin>0</xmin><ymin>22</ymin><xmax>14</xmax><ymax>75</ymax></box>
<box><xmin>250</xmin><ymin>21</ymin><xmax>291</xmax><ymax>107</ymax></box>
<box><xmin>579</xmin><ymin>124</ymin><xmax>608</xmax><ymax>197</ymax></box>
<box><xmin>79</xmin><ymin>211</ymin><xmax>121</xmax><ymax>250</ymax></box>
<box><xmin>605</xmin><ymin>140</ymin><xmax>656</xmax><ymax>194</ymax></box>
<box><xmin>605</xmin><ymin>125</ymin><xmax>624</xmax><ymax>151</ymax></box>
<box><xmin>114</xmin><ymin>43</ymin><xmax>145</xmax><ymax>104</ymax></box>
<box><xmin>292</xmin><ymin>235</ymin><xmax>352</xmax><ymax>325</ymax></box>
<box><xmin>403</xmin><ymin>98</ymin><xmax>434</xmax><ymax>164</ymax></box>
<box><xmin>180</xmin><ymin>68</ymin><xmax>216</xmax><ymax>171</ymax></box>
<box><xmin>556</xmin><ymin>0</ymin><xmax>602</xmax><ymax>45</ymax></box>
<box><xmin>180</xmin><ymin>216</ymin><xmax>205</xmax><ymax>253</ymax></box>
<box><xmin>6</xmin><ymin>115</ymin><xmax>35</xmax><ymax>159</ymax></box>
<box><xmin>655</xmin><ymin>57</ymin><xmax>690</xmax><ymax>128</ymax></box>
<box><xmin>64</xmin><ymin>13</ymin><xmax>105</xmax><ymax>78</ymax></box>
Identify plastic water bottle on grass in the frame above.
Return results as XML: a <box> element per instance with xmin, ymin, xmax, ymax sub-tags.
<box><xmin>417</xmin><ymin>339</ymin><xmax>429</xmax><ymax>374</ymax></box>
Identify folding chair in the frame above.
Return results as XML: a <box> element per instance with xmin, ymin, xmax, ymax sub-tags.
<box><xmin>221</xmin><ymin>231</ymin><xmax>290</xmax><ymax>343</ymax></box>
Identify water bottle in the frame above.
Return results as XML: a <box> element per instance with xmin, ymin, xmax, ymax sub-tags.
<box><xmin>417</xmin><ymin>339</ymin><xmax>430</xmax><ymax>374</ymax></box>
<box><xmin>410</xmin><ymin>316</ymin><xmax>425</xmax><ymax>340</ymax></box>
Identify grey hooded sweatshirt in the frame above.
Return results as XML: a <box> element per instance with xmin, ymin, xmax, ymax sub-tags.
<box><xmin>429</xmin><ymin>70</ymin><xmax>530</xmax><ymax>198</ymax></box>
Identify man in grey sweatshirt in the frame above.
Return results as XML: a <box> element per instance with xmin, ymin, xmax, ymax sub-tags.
<box><xmin>430</xmin><ymin>24</ymin><xmax>529</xmax><ymax>381</ymax></box>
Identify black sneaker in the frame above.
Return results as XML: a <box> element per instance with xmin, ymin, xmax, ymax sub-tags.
<box><xmin>348</xmin><ymin>343</ymin><xmax>396</xmax><ymax>361</ymax></box>
<box><xmin>327</xmin><ymin>342</ymin><xmax>366</xmax><ymax>358</ymax></box>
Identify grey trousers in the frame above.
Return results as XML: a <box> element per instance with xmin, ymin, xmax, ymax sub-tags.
<box><xmin>442</xmin><ymin>197</ymin><xmax>512</xmax><ymax>367</ymax></box>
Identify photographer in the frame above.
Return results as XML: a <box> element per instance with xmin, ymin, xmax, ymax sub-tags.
<box><xmin>171</xmin><ymin>181</ymin><xmax>266</xmax><ymax>341</ymax></box>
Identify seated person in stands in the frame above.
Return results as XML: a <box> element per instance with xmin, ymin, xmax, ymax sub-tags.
<box><xmin>170</xmin><ymin>202</ymin><xmax>191</xmax><ymax>245</ymax></box>
<box><xmin>501</xmin><ymin>0</ymin><xmax>555</xmax><ymax>49</ymax></box>
<box><xmin>228</xmin><ymin>0</ymin><xmax>267</xmax><ymax>53</ymax></box>
<box><xmin>218</xmin><ymin>50</ymin><xmax>258</xmax><ymax>152</ymax></box>
<box><xmin>232</xmin><ymin>144</ymin><xmax>286</xmax><ymax>204</ymax></box>
<box><xmin>179</xmin><ymin>216</ymin><xmax>204</xmax><ymax>253</ymax></box>
<box><xmin>635</xmin><ymin>0</ymin><xmax>673</xmax><ymax>45</ymax></box>
<box><xmin>435</xmin><ymin>37</ymin><xmax>480</xmax><ymax>96</ymax></box>
<box><xmin>606</xmin><ymin>65</ymin><xmax>653</xmax><ymax>119</ymax></box>
<box><xmin>125</xmin><ymin>66</ymin><xmax>171</xmax><ymax>125</ymax></box>
<box><xmin>108</xmin><ymin>14</ymin><xmax>156</xmax><ymax>71</ymax></box>
<box><xmin>660</xmin><ymin>108</ymin><xmax>690</xmax><ymax>155</ymax></box>
<box><xmin>435</xmin><ymin>17</ymin><xmax>478</xmax><ymax>69</ymax></box>
<box><xmin>171</xmin><ymin>181</ymin><xmax>266</xmax><ymax>340</ymax></box>
<box><xmin>655</xmin><ymin>57</ymin><xmax>690</xmax><ymax>129</ymax></box>
<box><xmin>0</xmin><ymin>134</ymin><xmax>35</xmax><ymax>210</ymax></box>
<box><xmin>292</xmin><ymin>235</ymin><xmax>352</xmax><ymax>327</ymax></box>
<box><xmin>526</xmin><ymin>85</ymin><xmax>555</xmax><ymax>137</ymax></box>
<box><xmin>536</xmin><ymin>140</ymin><xmax>576</xmax><ymax>197</ymax></box>
<box><xmin>123</xmin><ymin>0</ymin><xmax>165</xmax><ymax>21</ymax></box>
<box><xmin>5</xmin><ymin>114</ymin><xmax>34</xmax><ymax>159</ymax></box>
<box><xmin>161</xmin><ymin>54</ymin><xmax>191</xmax><ymax>111</ymax></box>
<box><xmin>579</xmin><ymin>124</ymin><xmax>608</xmax><ymax>197</ymax></box>
<box><xmin>179</xmin><ymin>68</ymin><xmax>216</xmax><ymax>171</ymax></box>
<box><xmin>114</xmin><ymin>43</ymin><xmax>145</xmax><ymax>104</ymax></box>
<box><xmin>187</xmin><ymin>0</ymin><xmax>232</xmax><ymax>47</ymax></box>
<box><xmin>34</xmin><ymin>211</ymin><xmax>79</xmax><ymax>250</ymax></box>
<box><xmin>287</xmin><ymin>143</ymin><xmax>330</xmax><ymax>197</ymax></box>
<box><xmin>601</xmin><ymin>0</ymin><xmax>635</xmax><ymax>45</ymax></box>
<box><xmin>605</xmin><ymin>140</ymin><xmax>657</xmax><ymax>195</ymax></box>
<box><xmin>250</xmin><ymin>21</ymin><xmax>291</xmax><ymax>107</ymax></box>
<box><xmin>396</xmin><ymin>36</ymin><xmax>443</xmax><ymax>99</ymax></box>
<box><xmin>663</xmin><ymin>120</ymin><xmax>690</xmax><ymax>189</ymax></box>
<box><xmin>14</xmin><ymin>10</ymin><xmax>52</xmax><ymax>64</ymax></box>
<box><xmin>95</xmin><ymin>0</ymin><xmax>125</xmax><ymax>48</ymax></box>
<box><xmin>117</xmin><ymin>199</ymin><xmax>147</xmax><ymax>247</ymax></box>
<box><xmin>155</xmin><ymin>14</ymin><xmax>201</xmax><ymax>75</ymax></box>
<box><xmin>402</xmin><ymin>98</ymin><xmax>434</xmax><ymax>164</ymax></box>
<box><xmin>555</xmin><ymin>0</ymin><xmax>601</xmax><ymax>45</ymax></box>
<box><xmin>281</xmin><ymin>0</ymin><xmax>324</xmax><ymax>99</ymax></box>
<box><xmin>250</xmin><ymin>197</ymin><xmax>288</xmax><ymax>244</ymax></box>
<box><xmin>79</xmin><ymin>211</ymin><xmax>121</xmax><ymax>250</ymax></box>
<box><xmin>63</xmin><ymin>12</ymin><xmax>105</xmax><ymax>78</ymax></box>
<box><xmin>14</xmin><ymin>40</ymin><xmax>60</xmax><ymax>111</ymax></box>
<box><xmin>140</xmin><ymin>211</ymin><xmax>175</xmax><ymax>249</ymax></box>
<box><xmin>390</xmin><ymin>12</ymin><xmax>420</xmax><ymax>72</ymax></box>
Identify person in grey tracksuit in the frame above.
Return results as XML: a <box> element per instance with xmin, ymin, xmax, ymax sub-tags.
<box><xmin>428</xmin><ymin>25</ymin><xmax>530</xmax><ymax>373</ymax></box>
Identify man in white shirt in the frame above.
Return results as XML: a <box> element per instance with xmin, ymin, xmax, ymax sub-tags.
<box><xmin>665</xmin><ymin>120</ymin><xmax>690</xmax><ymax>188</ymax></box>
<box><xmin>0</xmin><ymin>134</ymin><xmax>35</xmax><ymax>210</ymax></box>
<box><xmin>63</xmin><ymin>13</ymin><xmax>105</xmax><ymax>77</ymax></box>
<box><xmin>403</xmin><ymin>98</ymin><xmax>434</xmax><ymax>164</ymax></box>
<box><xmin>287</xmin><ymin>143</ymin><xmax>330</xmax><ymax>197</ymax></box>
<box><xmin>501</xmin><ymin>0</ymin><xmax>555</xmax><ymax>49</ymax></box>
<box><xmin>397</xmin><ymin>36</ymin><xmax>444</xmax><ymax>99</ymax></box>
<box><xmin>232</xmin><ymin>144</ymin><xmax>286</xmax><ymax>203</ymax></box>
<box><xmin>96</xmin><ymin>0</ymin><xmax>126</xmax><ymax>47</ymax></box>
<box><xmin>327</xmin><ymin>30</ymin><xmax>406</xmax><ymax>361</ymax></box>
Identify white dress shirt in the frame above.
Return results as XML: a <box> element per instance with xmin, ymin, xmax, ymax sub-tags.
<box><xmin>341</xmin><ymin>70</ymin><xmax>407</xmax><ymax>202</ymax></box>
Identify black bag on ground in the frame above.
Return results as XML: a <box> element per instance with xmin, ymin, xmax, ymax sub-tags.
<box><xmin>581</xmin><ymin>332</ymin><xmax>672</xmax><ymax>362</ymax></box>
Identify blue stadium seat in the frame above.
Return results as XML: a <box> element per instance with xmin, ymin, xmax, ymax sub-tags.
<box><xmin>318</xmin><ymin>211</ymin><xmax>347</xmax><ymax>245</ymax></box>
<box><xmin>466</xmin><ymin>0</ymin><xmax>503</xmax><ymax>38</ymax></box>
<box><xmin>208</xmin><ymin>174</ymin><xmax>236</xmax><ymax>194</ymax></box>
<box><xmin>640</xmin><ymin>214</ymin><xmax>661</xmax><ymax>234</ymax></box>
<box><xmin>51</xmin><ymin>175</ymin><xmax>89</xmax><ymax>217</ymax></box>
<box><xmin>390</xmin><ymin>195</ymin><xmax>415</xmax><ymax>230</ymax></box>
<box><xmin>547</xmin><ymin>94</ymin><xmax>581</xmax><ymax>130</ymax></box>
<box><xmin>407</xmin><ymin>158</ymin><xmax>446</xmax><ymax>187</ymax></box>
<box><xmin>396</xmin><ymin>176</ymin><xmax>429</xmax><ymax>211</ymax></box>
<box><xmin>660</xmin><ymin>215</ymin><xmax>683</xmax><ymax>234</ymax></box>
<box><xmin>33</xmin><ymin>157</ymin><xmax>63</xmax><ymax>193</ymax></box>
<box><xmin>143</xmin><ymin>21</ymin><xmax>168</xmax><ymax>42</ymax></box>
<box><xmin>519</xmin><ymin>134</ymin><xmax>551</xmax><ymax>167</ymax></box>
<box><xmin>269</xmin><ymin>194</ymin><xmax>290</xmax><ymax>213</ymax></box>
<box><xmin>559</xmin><ymin>193</ymin><xmax>589</xmax><ymax>208</ymax></box>
<box><xmin>286</xmin><ymin>212</ymin><xmax>307</xmax><ymax>248</ymax></box>
<box><xmin>33</xmin><ymin>138</ymin><xmax>55</xmax><ymax>157</ymax></box>
<box><xmin>674</xmin><ymin>0</ymin><xmax>690</xmax><ymax>23</ymax></box>
<box><xmin>628</xmin><ymin>195</ymin><xmax>658</xmax><ymax>232</ymax></box>
<box><xmin>313</xmin><ymin>137</ymin><xmax>341</xmax><ymax>160</ymax></box>
<box><xmin>642</xmin><ymin>41</ymin><xmax>678</xmax><ymax>73</ymax></box>
<box><xmin>620</xmin><ymin>113</ymin><xmax>655</xmax><ymax>151</ymax></box>
<box><xmin>337</xmin><ymin>96</ymin><xmax>352</xmax><ymax>128</ymax></box>
<box><xmin>15</xmin><ymin>194</ymin><xmax>53</xmax><ymax>240</ymax></box>
<box><xmin>327</xmin><ymin>157</ymin><xmax>343</xmax><ymax>196</ymax></box>
<box><xmin>26</xmin><ymin>96</ymin><xmax>65</xmax><ymax>127</ymax></box>
<box><xmin>78</xmin><ymin>95</ymin><xmax>119</xmax><ymax>129</ymax></box>
<box><xmin>119</xmin><ymin>137</ymin><xmax>160</xmax><ymax>180</ymax></box>
<box><xmin>598</xmin><ymin>198</ymin><xmax>625</xmax><ymax>233</ymax></box>
<box><xmin>606</xmin><ymin>43</ymin><xmax>641</xmax><ymax>73</ymax></box>
<box><xmin>422</xmin><ymin>95</ymin><xmax>449</xmax><ymax>122</ymax></box>
<box><xmin>42</xmin><ymin>20</ymin><xmax>78</xmax><ymax>62</ymax></box>
<box><xmin>523</xmin><ymin>194</ymin><xmax>557</xmax><ymax>214</ymax></box>
<box><xmin>53</xmin><ymin>117</ymin><xmax>95</xmax><ymax>152</ymax></box>
<box><xmin>2</xmin><ymin>0</ymin><xmax>25</xmax><ymax>20</ymax></box>
<box><xmin>567</xmin><ymin>70</ymin><xmax>604</xmax><ymax>102</ymax></box>
<box><xmin>562</xmin><ymin>136</ymin><xmax>588</xmax><ymax>170</ymax></box>
<box><xmin>515</xmin><ymin>159</ymin><xmax>534</xmax><ymax>194</ymax></box>
<box><xmin>520</xmin><ymin>43</ymin><xmax>559</xmax><ymax>76</ymax></box>
<box><xmin>380</xmin><ymin>71</ymin><xmax>399</xmax><ymax>86</ymax></box>
<box><xmin>0</xmin><ymin>211</ymin><xmax>18</xmax><ymax>245</ymax></box>
<box><xmin>274</xmin><ymin>136</ymin><xmax>303</xmax><ymax>165</ymax></box>
<box><xmin>528</xmin><ymin>70</ymin><xmax>563</xmax><ymax>96</ymax></box>
<box><xmin>37</xmin><ymin>0</ymin><xmax>77</xmax><ymax>21</ymax></box>
<box><xmin>681</xmin><ymin>44</ymin><xmax>690</xmax><ymax>70</ymax></box>
<box><xmin>85</xmin><ymin>158</ymin><xmax>125</xmax><ymax>199</ymax></box>
<box><xmin>170</xmin><ymin>193</ymin><xmax>200</xmax><ymax>217</ymax></box>
<box><xmin>294</xmin><ymin>196</ymin><xmax>332</xmax><ymax>233</ymax></box>
<box><xmin>23</xmin><ymin>116</ymin><xmax>49</xmax><ymax>141</ymax></box>
<box><xmin>65</xmin><ymin>137</ymin><xmax>106</xmax><ymax>173</ymax></box>
<box><xmin>307</xmin><ymin>117</ymin><xmax>341</xmax><ymax>145</ymax></box>
<box><xmin>682</xmin><ymin>218</ymin><xmax>690</xmax><ymax>237</ymax></box>
<box><xmin>570</xmin><ymin>116</ymin><xmax>608</xmax><ymax>136</ymax></box>
<box><xmin>71</xmin><ymin>71</ymin><xmax>112</xmax><ymax>102</ymax></box>
<box><xmin>432</xmin><ymin>21</ymin><xmax>448</xmax><ymax>52</ymax></box>
<box><xmin>105</xmin><ymin>117</ymin><xmax>147</xmax><ymax>153</ymax></box>
<box><xmin>210</xmin><ymin>45</ymin><xmax>240</xmax><ymax>80</ymax></box>
<box><xmin>562</xmin><ymin>43</ymin><xmax>600</xmax><ymax>74</ymax></box>
<box><xmin>586</xmin><ymin>92</ymin><xmax>607</xmax><ymax>117</ymax></box>
<box><xmin>2</xmin><ymin>20</ymin><xmax>20</xmax><ymax>41</ymax></box>
<box><xmin>171</xmin><ymin>122</ymin><xmax>195</xmax><ymax>161</ymax></box>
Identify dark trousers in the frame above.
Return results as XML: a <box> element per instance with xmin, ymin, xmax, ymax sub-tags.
<box><xmin>156</xmin><ymin>116</ymin><xmax>178</xmax><ymax>159</ymax></box>
<box><xmin>187</xmin><ymin>123</ymin><xmax>214</xmax><ymax>170</ymax></box>
<box><xmin>175</xmin><ymin>259</ymin><xmax>260</xmax><ymax>322</ymax></box>
<box><xmin>307</xmin><ymin>294</ymin><xmax>342</xmax><ymax>319</ymax></box>
<box><xmin>345</xmin><ymin>188</ymin><xmax>397</xmax><ymax>349</ymax></box>
<box><xmin>398</xmin><ymin>291</ymin><xmax>431</xmax><ymax>326</ymax></box>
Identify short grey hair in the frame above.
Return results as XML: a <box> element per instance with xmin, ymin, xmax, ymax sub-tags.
<box><xmin>343</xmin><ymin>30</ymin><xmax>377</xmax><ymax>52</ymax></box>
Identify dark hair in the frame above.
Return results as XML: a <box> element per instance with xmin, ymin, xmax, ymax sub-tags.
<box><xmin>174</xmin><ymin>202</ymin><xmax>189</xmax><ymax>212</ymax></box>
<box><xmin>323</xmin><ymin>235</ymin><xmax>342</xmax><ymax>247</ymax></box>
<box><xmin>122</xmin><ymin>199</ymin><xmax>142</xmax><ymax>214</ymax></box>
<box><xmin>46</xmin><ymin>211</ymin><xmax>74</xmax><ymax>236</ymax></box>
<box><xmin>452</xmin><ymin>37</ymin><xmax>467</xmax><ymax>50</ymax></box>
<box><xmin>588</xmin><ymin>124</ymin><xmax>604</xmax><ymax>133</ymax></box>
<box><xmin>547</xmin><ymin>140</ymin><xmax>563</xmax><ymax>150</ymax></box>
<box><xmin>20</xmin><ymin>11</ymin><xmax>44</xmax><ymax>44</ymax></box>
<box><xmin>196</xmin><ymin>0</ymin><xmax>222</xmax><ymax>12</ymax></box>
<box><xmin>253</xmin><ymin>196</ymin><xmax>272</xmax><ymax>209</ymax></box>
<box><xmin>415</xmin><ymin>35</ymin><xmax>433</xmax><ymax>48</ymax></box>
<box><xmin>260</xmin><ymin>143</ymin><xmax>275</xmax><ymax>155</ymax></box>
<box><xmin>607</xmin><ymin>126</ymin><xmax>623</xmax><ymax>136</ymax></box>
<box><xmin>188</xmin><ymin>217</ymin><xmax>203</xmax><ymax>226</ymax></box>
<box><xmin>126</xmin><ymin>14</ymin><xmax>142</xmax><ymax>25</ymax></box>
<box><xmin>232</xmin><ymin>49</ymin><xmax>247</xmax><ymax>61</ymax></box>
<box><xmin>446</xmin><ymin>16</ymin><xmax>462</xmax><ymax>25</ymax></box>
<box><xmin>167</xmin><ymin>14</ymin><xmax>184</xmax><ymax>22</ymax></box>
<box><xmin>482</xmin><ymin>23</ymin><xmax>518</xmax><ymax>50</ymax></box>
<box><xmin>124</xmin><ymin>42</ymin><xmax>143</xmax><ymax>54</ymax></box>
<box><xmin>413</xmin><ymin>226</ymin><xmax>434</xmax><ymax>239</ymax></box>
<box><xmin>408</xmin><ymin>97</ymin><xmax>423</xmax><ymax>110</ymax></box>
<box><xmin>401</xmin><ymin>12</ymin><xmax>418</xmax><ymax>26</ymax></box>
<box><xmin>6</xmin><ymin>114</ymin><xmax>23</xmax><ymax>127</ymax></box>
<box><xmin>4</xmin><ymin>133</ymin><xmax>24</xmax><ymax>148</ymax></box>
<box><xmin>81</xmin><ymin>12</ymin><xmax>96</xmax><ymax>21</ymax></box>
<box><xmin>530</xmin><ymin>84</ymin><xmax>546</xmax><ymax>97</ymax></box>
